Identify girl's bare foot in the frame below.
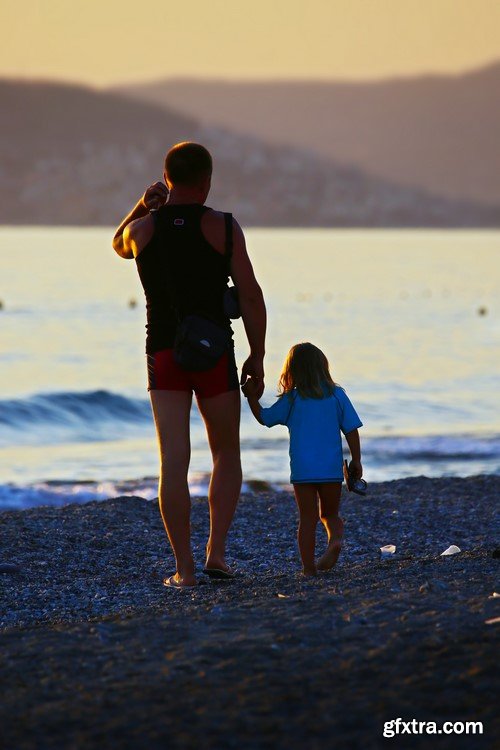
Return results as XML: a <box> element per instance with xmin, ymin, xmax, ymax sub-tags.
<box><xmin>317</xmin><ymin>539</ymin><xmax>342</xmax><ymax>571</ymax></box>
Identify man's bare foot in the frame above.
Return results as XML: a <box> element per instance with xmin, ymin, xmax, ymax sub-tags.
<box><xmin>205</xmin><ymin>541</ymin><xmax>231</xmax><ymax>573</ymax></box>
<box><xmin>317</xmin><ymin>539</ymin><xmax>342</xmax><ymax>571</ymax></box>
<box><xmin>302</xmin><ymin>566</ymin><xmax>318</xmax><ymax>577</ymax></box>
<box><xmin>205</xmin><ymin>542</ymin><xmax>233</xmax><ymax>575</ymax></box>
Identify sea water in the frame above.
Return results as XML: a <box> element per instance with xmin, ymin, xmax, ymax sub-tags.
<box><xmin>0</xmin><ymin>227</ymin><xmax>498</xmax><ymax>509</ymax></box>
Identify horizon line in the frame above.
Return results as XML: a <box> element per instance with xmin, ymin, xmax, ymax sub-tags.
<box><xmin>1</xmin><ymin>58</ymin><xmax>499</xmax><ymax>91</ymax></box>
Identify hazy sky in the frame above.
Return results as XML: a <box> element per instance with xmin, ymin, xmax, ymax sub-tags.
<box><xmin>2</xmin><ymin>0</ymin><xmax>499</xmax><ymax>85</ymax></box>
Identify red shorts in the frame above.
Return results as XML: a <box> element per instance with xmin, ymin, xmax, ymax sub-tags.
<box><xmin>147</xmin><ymin>348</ymin><xmax>239</xmax><ymax>398</ymax></box>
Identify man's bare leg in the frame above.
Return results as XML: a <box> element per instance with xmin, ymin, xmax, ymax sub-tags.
<box><xmin>317</xmin><ymin>483</ymin><xmax>343</xmax><ymax>571</ymax></box>
<box><xmin>150</xmin><ymin>390</ymin><xmax>197</xmax><ymax>586</ymax></box>
<box><xmin>197</xmin><ymin>390</ymin><xmax>242</xmax><ymax>572</ymax></box>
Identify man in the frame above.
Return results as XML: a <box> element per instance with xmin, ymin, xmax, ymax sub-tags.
<box><xmin>113</xmin><ymin>142</ymin><xmax>266</xmax><ymax>588</ymax></box>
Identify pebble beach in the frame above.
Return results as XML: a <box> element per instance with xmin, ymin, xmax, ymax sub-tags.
<box><xmin>1</xmin><ymin>475</ymin><xmax>499</xmax><ymax>749</ymax></box>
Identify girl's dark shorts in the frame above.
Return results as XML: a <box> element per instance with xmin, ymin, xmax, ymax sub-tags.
<box><xmin>147</xmin><ymin>348</ymin><xmax>239</xmax><ymax>398</ymax></box>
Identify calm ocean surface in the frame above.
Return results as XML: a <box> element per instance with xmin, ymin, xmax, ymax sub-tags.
<box><xmin>0</xmin><ymin>227</ymin><xmax>499</xmax><ymax>509</ymax></box>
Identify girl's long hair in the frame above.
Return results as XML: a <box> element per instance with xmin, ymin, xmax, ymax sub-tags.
<box><xmin>278</xmin><ymin>343</ymin><xmax>336</xmax><ymax>399</ymax></box>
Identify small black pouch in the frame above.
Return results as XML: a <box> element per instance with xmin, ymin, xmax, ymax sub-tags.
<box><xmin>174</xmin><ymin>314</ymin><xmax>230</xmax><ymax>371</ymax></box>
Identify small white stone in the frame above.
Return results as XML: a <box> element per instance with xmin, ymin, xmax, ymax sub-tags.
<box><xmin>380</xmin><ymin>544</ymin><xmax>396</xmax><ymax>556</ymax></box>
<box><xmin>440</xmin><ymin>545</ymin><xmax>461</xmax><ymax>556</ymax></box>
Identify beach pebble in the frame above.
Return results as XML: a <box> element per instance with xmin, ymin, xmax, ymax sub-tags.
<box><xmin>432</xmin><ymin>579</ymin><xmax>448</xmax><ymax>591</ymax></box>
<box><xmin>440</xmin><ymin>545</ymin><xmax>461</xmax><ymax>556</ymax></box>
<box><xmin>0</xmin><ymin>562</ymin><xmax>21</xmax><ymax>574</ymax></box>
<box><xmin>419</xmin><ymin>579</ymin><xmax>448</xmax><ymax>594</ymax></box>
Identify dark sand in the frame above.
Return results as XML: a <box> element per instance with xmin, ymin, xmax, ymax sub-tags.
<box><xmin>0</xmin><ymin>476</ymin><xmax>499</xmax><ymax>749</ymax></box>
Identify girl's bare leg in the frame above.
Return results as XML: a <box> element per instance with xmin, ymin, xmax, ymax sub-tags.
<box><xmin>293</xmin><ymin>484</ymin><xmax>320</xmax><ymax>576</ymax></box>
<box><xmin>317</xmin><ymin>483</ymin><xmax>343</xmax><ymax>571</ymax></box>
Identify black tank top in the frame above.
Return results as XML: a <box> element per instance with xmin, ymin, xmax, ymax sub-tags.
<box><xmin>135</xmin><ymin>204</ymin><xmax>232</xmax><ymax>354</ymax></box>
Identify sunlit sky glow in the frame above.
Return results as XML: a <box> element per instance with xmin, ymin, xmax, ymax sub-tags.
<box><xmin>1</xmin><ymin>0</ymin><xmax>499</xmax><ymax>85</ymax></box>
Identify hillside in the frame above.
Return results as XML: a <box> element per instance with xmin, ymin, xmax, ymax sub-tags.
<box><xmin>1</xmin><ymin>78</ymin><xmax>499</xmax><ymax>227</ymax></box>
<box><xmin>116</xmin><ymin>62</ymin><xmax>500</xmax><ymax>206</ymax></box>
<box><xmin>0</xmin><ymin>79</ymin><xmax>198</xmax><ymax>225</ymax></box>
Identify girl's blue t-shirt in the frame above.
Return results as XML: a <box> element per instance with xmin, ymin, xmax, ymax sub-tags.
<box><xmin>260</xmin><ymin>386</ymin><xmax>362</xmax><ymax>483</ymax></box>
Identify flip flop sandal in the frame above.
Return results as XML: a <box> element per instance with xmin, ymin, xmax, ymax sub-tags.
<box><xmin>202</xmin><ymin>567</ymin><xmax>236</xmax><ymax>580</ymax></box>
<box><xmin>163</xmin><ymin>575</ymin><xmax>197</xmax><ymax>590</ymax></box>
<box><xmin>343</xmin><ymin>460</ymin><xmax>368</xmax><ymax>496</ymax></box>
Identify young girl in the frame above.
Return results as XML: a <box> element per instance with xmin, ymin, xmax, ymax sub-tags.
<box><xmin>242</xmin><ymin>342</ymin><xmax>363</xmax><ymax>576</ymax></box>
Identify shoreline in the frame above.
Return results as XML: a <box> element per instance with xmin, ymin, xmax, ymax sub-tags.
<box><xmin>2</xmin><ymin>464</ymin><xmax>500</xmax><ymax>512</ymax></box>
<box><xmin>1</xmin><ymin>475</ymin><xmax>498</xmax><ymax>748</ymax></box>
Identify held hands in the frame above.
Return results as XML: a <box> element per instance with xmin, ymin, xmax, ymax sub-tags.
<box><xmin>141</xmin><ymin>181</ymin><xmax>169</xmax><ymax>211</ymax></box>
<box><xmin>240</xmin><ymin>356</ymin><xmax>264</xmax><ymax>399</ymax></box>
<box><xmin>241</xmin><ymin>377</ymin><xmax>261</xmax><ymax>399</ymax></box>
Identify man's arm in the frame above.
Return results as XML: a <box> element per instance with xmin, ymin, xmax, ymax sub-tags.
<box><xmin>112</xmin><ymin>181</ymin><xmax>169</xmax><ymax>259</ymax></box>
<box><xmin>230</xmin><ymin>219</ymin><xmax>267</xmax><ymax>396</ymax></box>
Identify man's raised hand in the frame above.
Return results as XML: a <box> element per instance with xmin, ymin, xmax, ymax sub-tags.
<box><xmin>141</xmin><ymin>181</ymin><xmax>169</xmax><ymax>211</ymax></box>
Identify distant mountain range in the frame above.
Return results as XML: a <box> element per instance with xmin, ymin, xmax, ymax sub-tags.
<box><xmin>116</xmin><ymin>61</ymin><xmax>500</xmax><ymax>207</ymax></box>
<box><xmin>1</xmin><ymin>75</ymin><xmax>499</xmax><ymax>228</ymax></box>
